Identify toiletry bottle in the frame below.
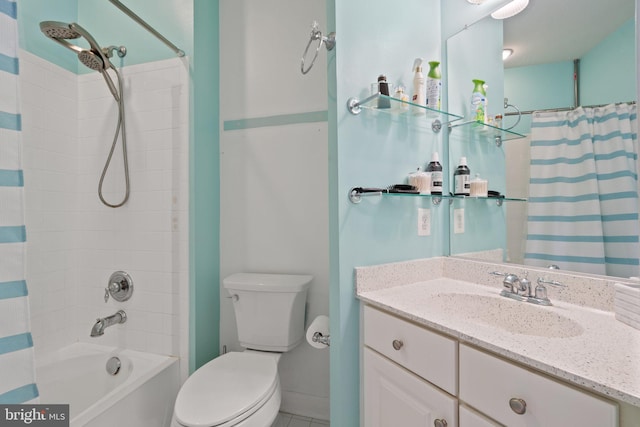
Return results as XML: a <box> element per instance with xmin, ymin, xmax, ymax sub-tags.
<box><xmin>470</xmin><ymin>79</ymin><xmax>486</xmax><ymax>122</ymax></box>
<box><xmin>377</xmin><ymin>74</ymin><xmax>391</xmax><ymax>109</ymax></box>
<box><xmin>426</xmin><ymin>152</ymin><xmax>443</xmax><ymax>195</ymax></box>
<box><xmin>453</xmin><ymin>157</ymin><xmax>471</xmax><ymax>196</ymax></box>
<box><xmin>411</xmin><ymin>58</ymin><xmax>426</xmax><ymax>112</ymax></box>
<box><xmin>393</xmin><ymin>85</ymin><xmax>409</xmax><ymax>111</ymax></box>
<box><xmin>426</xmin><ymin>61</ymin><xmax>442</xmax><ymax>111</ymax></box>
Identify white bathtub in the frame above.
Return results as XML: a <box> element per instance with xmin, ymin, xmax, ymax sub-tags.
<box><xmin>36</xmin><ymin>343</ymin><xmax>180</xmax><ymax>427</ymax></box>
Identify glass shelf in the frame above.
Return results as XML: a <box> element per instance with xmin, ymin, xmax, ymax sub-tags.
<box><xmin>346</xmin><ymin>94</ymin><xmax>463</xmax><ymax>132</ymax></box>
<box><xmin>348</xmin><ymin>187</ymin><xmax>526</xmax><ymax>206</ymax></box>
<box><xmin>449</xmin><ymin>119</ymin><xmax>526</xmax><ymax>144</ymax></box>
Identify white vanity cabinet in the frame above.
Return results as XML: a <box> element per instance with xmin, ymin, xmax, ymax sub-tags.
<box><xmin>363</xmin><ymin>306</ymin><xmax>458</xmax><ymax>427</ymax></box>
<box><xmin>362</xmin><ymin>305</ymin><xmax>619</xmax><ymax>427</ymax></box>
<box><xmin>459</xmin><ymin>344</ymin><xmax>618</xmax><ymax>427</ymax></box>
<box><xmin>364</xmin><ymin>348</ymin><xmax>458</xmax><ymax>427</ymax></box>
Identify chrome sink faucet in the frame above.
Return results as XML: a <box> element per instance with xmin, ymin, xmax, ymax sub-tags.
<box><xmin>490</xmin><ymin>272</ymin><xmax>564</xmax><ymax>306</ymax></box>
<box><xmin>90</xmin><ymin>310</ymin><xmax>127</xmax><ymax>337</ymax></box>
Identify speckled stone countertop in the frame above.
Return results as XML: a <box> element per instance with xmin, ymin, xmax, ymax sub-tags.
<box><xmin>355</xmin><ymin>257</ymin><xmax>640</xmax><ymax>407</ymax></box>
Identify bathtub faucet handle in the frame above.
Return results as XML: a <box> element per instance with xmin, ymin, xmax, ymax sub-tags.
<box><xmin>104</xmin><ymin>281</ymin><xmax>121</xmax><ymax>303</ymax></box>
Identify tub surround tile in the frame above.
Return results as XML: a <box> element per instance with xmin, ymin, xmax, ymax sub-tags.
<box><xmin>20</xmin><ymin>51</ymin><xmax>189</xmax><ymax>362</ymax></box>
<box><xmin>356</xmin><ymin>257</ymin><xmax>640</xmax><ymax>408</ymax></box>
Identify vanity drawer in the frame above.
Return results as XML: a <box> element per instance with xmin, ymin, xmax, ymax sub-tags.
<box><xmin>363</xmin><ymin>305</ymin><xmax>457</xmax><ymax>394</ymax></box>
<box><xmin>459</xmin><ymin>344</ymin><xmax>618</xmax><ymax>427</ymax></box>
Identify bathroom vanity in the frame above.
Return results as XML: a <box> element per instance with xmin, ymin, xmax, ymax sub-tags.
<box><xmin>356</xmin><ymin>257</ymin><xmax>640</xmax><ymax>427</ymax></box>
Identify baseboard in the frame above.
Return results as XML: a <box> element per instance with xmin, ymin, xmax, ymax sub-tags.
<box><xmin>281</xmin><ymin>390</ymin><xmax>330</xmax><ymax>421</ymax></box>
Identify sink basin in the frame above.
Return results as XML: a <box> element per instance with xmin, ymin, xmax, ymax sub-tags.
<box><xmin>424</xmin><ymin>293</ymin><xmax>584</xmax><ymax>338</ymax></box>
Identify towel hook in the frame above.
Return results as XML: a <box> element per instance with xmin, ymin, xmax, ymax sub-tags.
<box><xmin>301</xmin><ymin>21</ymin><xmax>336</xmax><ymax>75</ymax></box>
<box><xmin>503</xmin><ymin>97</ymin><xmax>522</xmax><ymax>131</ymax></box>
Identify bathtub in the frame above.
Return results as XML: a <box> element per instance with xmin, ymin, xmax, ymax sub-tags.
<box><xmin>36</xmin><ymin>343</ymin><xmax>180</xmax><ymax>427</ymax></box>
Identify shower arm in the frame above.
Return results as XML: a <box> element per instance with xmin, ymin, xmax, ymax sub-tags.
<box><xmin>107</xmin><ymin>0</ymin><xmax>185</xmax><ymax>57</ymax></box>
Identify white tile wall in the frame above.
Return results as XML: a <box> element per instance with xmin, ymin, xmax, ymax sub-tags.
<box><xmin>19</xmin><ymin>51</ymin><xmax>189</xmax><ymax>369</ymax></box>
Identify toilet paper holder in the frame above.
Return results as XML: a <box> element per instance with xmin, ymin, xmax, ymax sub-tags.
<box><xmin>312</xmin><ymin>331</ymin><xmax>330</xmax><ymax>347</ymax></box>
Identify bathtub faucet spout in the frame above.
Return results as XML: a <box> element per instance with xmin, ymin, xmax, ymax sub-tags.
<box><xmin>90</xmin><ymin>310</ymin><xmax>127</xmax><ymax>337</ymax></box>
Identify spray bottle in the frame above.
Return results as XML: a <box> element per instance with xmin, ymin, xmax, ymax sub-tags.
<box><xmin>411</xmin><ymin>58</ymin><xmax>426</xmax><ymax>112</ymax></box>
<box><xmin>426</xmin><ymin>61</ymin><xmax>442</xmax><ymax>111</ymax></box>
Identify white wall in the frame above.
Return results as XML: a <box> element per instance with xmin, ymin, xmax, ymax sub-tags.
<box><xmin>219</xmin><ymin>0</ymin><xmax>329</xmax><ymax>420</ymax></box>
<box><xmin>20</xmin><ymin>51</ymin><xmax>190</xmax><ymax>379</ymax></box>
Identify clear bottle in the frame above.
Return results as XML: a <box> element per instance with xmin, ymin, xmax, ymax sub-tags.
<box><xmin>453</xmin><ymin>157</ymin><xmax>471</xmax><ymax>196</ymax></box>
<box><xmin>393</xmin><ymin>85</ymin><xmax>409</xmax><ymax>111</ymax></box>
<box><xmin>426</xmin><ymin>152</ymin><xmax>443</xmax><ymax>195</ymax></box>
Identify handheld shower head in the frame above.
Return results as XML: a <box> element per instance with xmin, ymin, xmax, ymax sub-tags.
<box><xmin>39</xmin><ymin>21</ymin><xmax>115</xmax><ymax>71</ymax></box>
<box><xmin>78</xmin><ymin>49</ymin><xmax>105</xmax><ymax>71</ymax></box>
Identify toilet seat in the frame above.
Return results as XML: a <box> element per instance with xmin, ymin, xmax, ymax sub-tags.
<box><xmin>173</xmin><ymin>352</ymin><xmax>279</xmax><ymax>427</ymax></box>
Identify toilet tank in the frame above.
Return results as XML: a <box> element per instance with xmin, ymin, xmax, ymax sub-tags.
<box><xmin>223</xmin><ymin>273</ymin><xmax>312</xmax><ymax>352</ymax></box>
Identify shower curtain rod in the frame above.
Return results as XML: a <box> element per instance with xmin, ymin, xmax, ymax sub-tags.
<box><xmin>505</xmin><ymin>101</ymin><xmax>637</xmax><ymax>116</ymax></box>
<box><xmin>107</xmin><ymin>0</ymin><xmax>185</xmax><ymax>57</ymax></box>
<box><xmin>504</xmin><ymin>59</ymin><xmax>636</xmax><ymax>116</ymax></box>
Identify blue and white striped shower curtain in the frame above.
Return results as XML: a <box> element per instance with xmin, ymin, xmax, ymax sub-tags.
<box><xmin>525</xmin><ymin>103</ymin><xmax>639</xmax><ymax>278</ymax></box>
<box><xmin>0</xmin><ymin>0</ymin><xmax>39</xmax><ymax>403</ymax></box>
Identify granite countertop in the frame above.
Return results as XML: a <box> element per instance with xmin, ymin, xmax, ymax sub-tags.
<box><xmin>357</xmin><ymin>276</ymin><xmax>640</xmax><ymax>407</ymax></box>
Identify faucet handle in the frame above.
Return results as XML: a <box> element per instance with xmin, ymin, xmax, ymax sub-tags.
<box><xmin>535</xmin><ymin>283</ymin><xmax>548</xmax><ymax>300</ymax></box>
<box><xmin>537</xmin><ymin>277</ymin><xmax>565</xmax><ymax>288</ymax></box>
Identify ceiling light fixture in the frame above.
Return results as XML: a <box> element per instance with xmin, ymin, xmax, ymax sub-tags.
<box><xmin>491</xmin><ymin>0</ymin><xmax>529</xmax><ymax>19</ymax></box>
<box><xmin>502</xmin><ymin>49</ymin><xmax>513</xmax><ymax>60</ymax></box>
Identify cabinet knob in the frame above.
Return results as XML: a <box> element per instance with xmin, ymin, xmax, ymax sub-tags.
<box><xmin>434</xmin><ymin>419</ymin><xmax>448</xmax><ymax>427</ymax></box>
<box><xmin>392</xmin><ymin>339</ymin><xmax>403</xmax><ymax>350</ymax></box>
<box><xmin>509</xmin><ymin>397</ymin><xmax>527</xmax><ymax>415</ymax></box>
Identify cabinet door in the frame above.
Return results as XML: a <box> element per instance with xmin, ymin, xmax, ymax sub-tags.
<box><xmin>363</xmin><ymin>348</ymin><xmax>457</xmax><ymax>427</ymax></box>
<box><xmin>364</xmin><ymin>305</ymin><xmax>457</xmax><ymax>394</ymax></box>
<box><xmin>459</xmin><ymin>345</ymin><xmax>618</xmax><ymax>427</ymax></box>
<box><xmin>459</xmin><ymin>405</ymin><xmax>501</xmax><ymax>427</ymax></box>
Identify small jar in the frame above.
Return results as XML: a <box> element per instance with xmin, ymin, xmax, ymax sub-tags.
<box><xmin>408</xmin><ymin>169</ymin><xmax>431</xmax><ymax>194</ymax></box>
<box><xmin>393</xmin><ymin>85</ymin><xmax>409</xmax><ymax>111</ymax></box>
<box><xmin>469</xmin><ymin>173</ymin><xmax>488</xmax><ymax>197</ymax></box>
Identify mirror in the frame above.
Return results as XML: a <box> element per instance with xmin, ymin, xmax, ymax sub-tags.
<box><xmin>447</xmin><ymin>0</ymin><xmax>638</xmax><ymax>279</ymax></box>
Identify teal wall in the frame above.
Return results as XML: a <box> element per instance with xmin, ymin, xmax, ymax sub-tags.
<box><xmin>19</xmin><ymin>0</ymin><xmax>193</xmax><ymax>73</ymax></box>
<box><xmin>505</xmin><ymin>18</ymin><xmax>636</xmax><ymax>135</ymax></box>
<box><xmin>581</xmin><ymin>18</ymin><xmax>636</xmax><ymax>106</ymax></box>
<box><xmin>191</xmin><ymin>0</ymin><xmax>220</xmax><ymax>372</ymax></box>
<box><xmin>18</xmin><ymin>0</ymin><xmax>78</xmax><ymax>72</ymax></box>
<box><xmin>331</xmin><ymin>1</ymin><xmax>445</xmax><ymax>424</ymax></box>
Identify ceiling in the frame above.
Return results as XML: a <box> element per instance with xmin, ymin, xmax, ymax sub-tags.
<box><xmin>502</xmin><ymin>0</ymin><xmax>635</xmax><ymax>68</ymax></box>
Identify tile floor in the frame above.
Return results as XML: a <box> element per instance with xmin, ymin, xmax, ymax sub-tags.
<box><xmin>271</xmin><ymin>412</ymin><xmax>329</xmax><ymax>427</ymax></box>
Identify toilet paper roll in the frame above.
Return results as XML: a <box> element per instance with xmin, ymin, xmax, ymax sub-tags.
<box><xmin>306</xmin><ymin>315</ymin><xmax>330</xmax><ymax>349</ymax></box>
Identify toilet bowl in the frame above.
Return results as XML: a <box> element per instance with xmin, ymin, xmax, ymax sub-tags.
<box><xmin>172</xmin><ymin>351</ymin><xmax>282</xmax><ymax>427</ymax></box>
<box><xmin>171</xmin><ymin>273</ymin><xmax>312</xmax><ymax>427</ymax></box>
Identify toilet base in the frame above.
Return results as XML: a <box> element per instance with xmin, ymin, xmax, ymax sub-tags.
<box><xmin>171</xmin><ymin>379</ymin><xmax>281</xmax><ymax>427</ymax></box>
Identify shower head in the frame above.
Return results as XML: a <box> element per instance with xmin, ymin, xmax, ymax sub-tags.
<box><xmin>39</xmin><ymin>21</ymin><xmax>81</xmax><ymax>40</ymax></box>
<box><xmin>39</xmin><ymin>21</ymin><xmax>114</xmax><ymax>71</ymax></box>
<box><xmin>78</xmin><ymin>50</ymin><xmax>105</xmax><ymax>71</ymax></box>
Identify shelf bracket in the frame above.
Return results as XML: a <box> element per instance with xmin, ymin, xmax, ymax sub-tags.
<box><xmin>346</xmin><ymin>94</ymin><xmax>379</xmax><ymax>115</ymax></box>
<box><xmin>349</xmin><ymin>187</ymin><xmax>384</xmax><ymax>203</ymax></box>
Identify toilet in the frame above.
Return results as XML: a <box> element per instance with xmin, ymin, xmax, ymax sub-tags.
<box><xmin>171</xmin><ymin>273</ymin><xmax>312</xmax><ymax>427</ymax></box>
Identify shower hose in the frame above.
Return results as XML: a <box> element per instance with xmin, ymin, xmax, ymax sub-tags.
<box><xmin>98</xmin><ymin>66</ymin><xmax>130</xmax><ymax>208</ymax></box>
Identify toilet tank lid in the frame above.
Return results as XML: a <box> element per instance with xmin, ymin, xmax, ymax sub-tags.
<box><xmin>223</xmin><ymin>273</ymin><xmax>312</xmax><ymax>292</ymax></box>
